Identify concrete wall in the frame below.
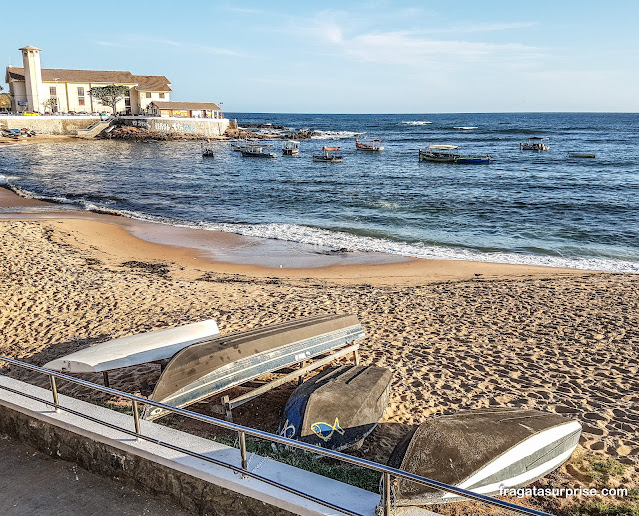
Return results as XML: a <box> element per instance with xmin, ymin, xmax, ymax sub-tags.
<box><xmin>121</xmin><ymin>116</ymin><xmax>230</xmax><ymax>137</ymax></box>
<box><xmin>0</xmin><ymin>375</ymin><xmax>379</xmax><ymax>516</ymax></box>
<box><xmin>0</xmin><ymin>115</ymin><xmax>100</xmax><ymax>135</ymax></box>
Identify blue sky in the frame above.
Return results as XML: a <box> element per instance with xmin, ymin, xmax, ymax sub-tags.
<box><xmin>3</xmin><ymin>0</ymin><xmax>638</xmax><ymax>113</ymax></box>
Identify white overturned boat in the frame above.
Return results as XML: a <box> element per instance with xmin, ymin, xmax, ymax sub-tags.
<box><xmin>43</xmin><ymin>319</ymin><xmax>220</xmax><ymax>374</ymax></box>
<box><xmin>387</xmin><ymin>408</ymin><xmax>581</xmax><ymax>505</ymax></box>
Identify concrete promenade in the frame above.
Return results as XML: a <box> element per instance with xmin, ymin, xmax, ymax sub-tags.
<box><xmin>0</xmin><ymin>433</ymin><xmax>189</xmax><ymax>516</ymax></box>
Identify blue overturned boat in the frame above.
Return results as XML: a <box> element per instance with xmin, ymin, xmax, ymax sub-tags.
<box><xmin>279</xmin><ymin>364</ymin><xmax>392</xmax><ymax>451</ymax></box>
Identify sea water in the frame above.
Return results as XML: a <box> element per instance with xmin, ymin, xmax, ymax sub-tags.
<box><xmin>1</xmin><ymin>112</ymin><xmax>638</xmax><ymax>272</ymax></box>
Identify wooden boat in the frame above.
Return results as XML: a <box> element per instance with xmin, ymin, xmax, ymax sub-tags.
<box><xmin>278</xmin><ymin>365</ymin><xmax>392</xmax><ymax>451</ymax></box>
<box><xmin>520</xmin><ymin>137</ymin><xmax>549</xmax><ymax>151</ymax></box>
<box><xmin>43</xmin><ymin>320</ymin><xmax>220</xmax><ymax>374</ymax></box>
<box><xmin>143</xmin><ymin>314</ymin><xmax>365</xmax><ymax>420</ymax></box>
<box><xmin>387</xmin><ymin>408</ymin><xmax>582</xmax><ymax>505</ymax></box>
<box><xmin>456</xmin><ymin>155</ymin><xmax>492</xmax><ymax>164</ymax></box>
<box><xmin>418</xmin><ymin>145</ymin><xmax>460</xmax><ymax>163</ymax></box>
<box><xmin>282</xmin><ymin>141</ymin><xmax>300</xmax><ymax>155</ymax></box>
<box><xmin>201</xmin><ymin>142</ymin><xmax>214</xmax><ymax>157</ymax></box>
<box><xmin>230</xmin><ymin>140</ymin><xmax>252</xmax><ymax>152</ymax></box>
<box><xmin>241</xmin><ymin>144</ymin><xmax>277</xmax><ymax>158</ymax></box>
<box><xmin>567</xmin><ymin>152</ymin><xmax>596</xmax><ymax>158</ymax></box>
<box><xmin>312</xmin><ymin>146</ymin><xmax>343</xmax><ymax>163</ymax></box>
<box><xmin>355</xmin><ymin>138</ymin><xmax>384</xmax><ymax>152</ymax></box>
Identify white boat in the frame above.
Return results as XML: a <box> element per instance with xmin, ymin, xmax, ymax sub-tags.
<box><xmin>312</xmin><ymin>146</ymin><xmax>343</xmax><ymax>163</ymax></box>
<box><xmin>387</xmin><ymin>408</ymin><xmax>581</xmax><ymax>505</ymax></box>
<box><xmin>282</xmin><ymin>141</ymin><xmax>300</xmax><ymax>155</ymax></box>
<box><xmin>43</xmin><ymin>319</ymin><xmax>220</xmax><ymax>374</ymax></box>
<box><xmin>230</xmin><ymin>140</ymin><xmax>252</xmax><ymax>152</ymax></box>
<box><xmin>520</xmin><ymin>137</ymin><xmax>549</xmax><ymax>151</ymax></box>
<box><xmin>418</xmin><ymin>144</ymin><xmax>460</xmax><ymax>163</ymax></box>
<box><xmin>241</xmin><ymin>144</ymin><xmax>277</xmax><ymax>158</ymax></box>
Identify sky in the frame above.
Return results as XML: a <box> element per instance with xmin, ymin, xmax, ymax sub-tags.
<box><xmin>3</xmin><ymin>0</ymin><xmax>639</xmax><ymax>113</ymax></box>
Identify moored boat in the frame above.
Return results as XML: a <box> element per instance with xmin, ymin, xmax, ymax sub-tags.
<box><xmin>355</xmin><ymin>138</ymin><xmax>384</xmax><ymax>152</ymax></box>
<box><xmin>313</xmin><ymin>146</ymin><xmax>343</xmax><ymax>163</ymax></box>
<box><xmin>201</xmin><ymin>142</ymin><xmax>214</xmax><ymax>157</ymax></box>
<box><xmin>567</xmin><ymin>152</ymin><xmax>596</xmax><ymax>158</ymax></box>
<box><xmin>418</xmin><ymin>145</ymin><xmax>460</xmax><ymax>163</ymax></box>
<box><xmin>387</xmin><ymin>408</ymin><xmax>582</xmax><ymax>505</ymax></box>
<box><xmin>282</xmin><ymin>141</ymin><xmax>300</xmax><ymax>155</ymax></box>
<box><xmin>456</xmin><ymin>155</ymin><xmax>492</xmax><ymax>164</ymax></box>
<box><xmin>241</xmin><ymin>144</ymin><xmax>277</xmax><ymax>158</ymax></box>
<box><xmin>520</xmin><ymin>137</ymin><xmax>549</xmax><ymax>151</ymax></box>
<box><xmin>230</xmin><ymin>140</ymin><xmax>252</xmax><ymax>152</ymax></box>
<box><xmin>279</xmin><ymin>364</ymin><xmax>392</xmax><ymax>451</ymax></box>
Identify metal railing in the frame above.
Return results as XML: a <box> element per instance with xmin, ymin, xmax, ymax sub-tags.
<box><xmin>0</xmin><ymin>356</ymin><xmax>550</xmax><ymax>516</ymax></box>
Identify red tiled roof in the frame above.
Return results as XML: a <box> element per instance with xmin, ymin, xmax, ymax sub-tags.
<box><xmin>132</xmin><ymin>75</ymin><xmax>172</xmax><ymax>92</ymax></box>
<box><xmin>7</xmin><ymin>67</ymin><xmax>137</xmax><ymax>84</ymax></box>
<box><xmin>149</xmin><ymin>101</ymin><xmax>221</xmax><ymax>111</ymax></box>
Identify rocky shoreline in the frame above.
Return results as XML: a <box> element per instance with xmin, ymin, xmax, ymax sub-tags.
<box><xmin>103</xmin><ymin>122</ymin><xmax>319</xmax><ymax>142</ymax></box>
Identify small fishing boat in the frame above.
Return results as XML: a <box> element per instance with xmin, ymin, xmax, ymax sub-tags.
<box><xmin>418</xmin><ymin>145</ymin><xmax>460</xmax><ymax>163</ymax></box>
<box><xmin>520</xmin><ymin>137</ymin><xmax>549</xmax><ymax>151</ymax></box>
<box><xmin>456</xmin><ymin>155</ymin><xmax>492</xmax><ymax>164</ymax></box>
<box><xmin>241</xmin><ymin>144</ymin><xmax>277</xmax><ymax>158</ymax></box>
<box><xmin>201</xmin><ymin>142</ymin><xmax>215</xmax><ymax>157</ymax></box>
<box><xmin>313</xmin><ymin>146</ymin><xmax>343</xmax><ymax>163</ymax></box>
<box><xmin>279</xmin><ymin>364</ymin><xmax>392</xmax><ymax>451</ymax></box>
<box><xmin>387</xmin><ymin>408</ymin><xmax>582</xmax><ymax>506</ymax></box>
<box><xmin>567</xmin><ymin>152</ymin><xmax>596</xmax><ymax>158</ymax></box>
<box><xmin>355</xmin><ymin>138</ymin><xmax>384</xmax><ymax>152</ymax></box>
<box><xmin>282</xmin><ymin>141</ymin><xmax>300</xmax><ymax>155</ymax></box>
<box><xmin>230</xmin><ymin>140</ymin><xmax>252</xmax><ymax>152</ymax></box>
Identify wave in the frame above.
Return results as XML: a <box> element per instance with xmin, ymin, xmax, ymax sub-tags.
<box><xmin>311</xmin><ymin>130</ymin><xmax>363</xmax><ymax>139</ymax></box>
<box><xmin>402</xmin><ymin>121</ymin><xmax>432</xmax><ymax>126</ymax></box>
<box><xmin>3</xmin><ymin>183</ymin><xmax>638</xmax><ymax>274</ymax></box>
<box><xmin>453</xmin><ymin>126</ymin><xmax>478</xmax><ymax>130</ymax></box>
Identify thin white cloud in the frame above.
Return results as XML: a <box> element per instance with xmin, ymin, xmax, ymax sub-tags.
<box><xmin>95</xmin><ymin>35</ymin><xmax>245</xmax><ymax>57</ymax></box>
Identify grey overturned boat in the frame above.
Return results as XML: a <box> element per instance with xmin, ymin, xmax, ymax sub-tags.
<box><xmin>388</xmin><ymin>408</ymin><xmax>581</xmax><ymax>505</ymax></box>
<box><xmin>278</xmin><ymin>365</ymin><xmax>392</xmax><ymax>451</ymax></box>
<box><xmin>143</xmin><ymin>314</ymin><xmax>364</xmax><ymax>420</ymax></box>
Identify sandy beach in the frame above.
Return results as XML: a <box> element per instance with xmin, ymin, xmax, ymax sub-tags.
<box><xmin>1</xmin><ymin>186</ymin><xmax>638</xmax><ymax>514</ymax></box>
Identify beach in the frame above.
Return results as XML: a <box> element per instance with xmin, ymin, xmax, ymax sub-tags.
<box><xmin>1</xmin><ymin>184</ymin><xmax>637</xmax><ymax>513</ymax></box>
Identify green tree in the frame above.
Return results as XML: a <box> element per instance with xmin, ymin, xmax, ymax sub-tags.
<box><xmin>88</xmin><ymin>85</ymin><xmax>130</xmax><ymax>115</ymax></box>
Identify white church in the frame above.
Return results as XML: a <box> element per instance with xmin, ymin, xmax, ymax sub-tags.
<box><xmin>5</xmin><ymin>45</ymin><xmax>222</xmax><ymax>118</ymax></box>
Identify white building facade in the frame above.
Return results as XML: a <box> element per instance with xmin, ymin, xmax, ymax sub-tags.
<box><xmin>5</xmin><ymin>46</ymin><xmax>172</xmax><ymax>115</ymax></box>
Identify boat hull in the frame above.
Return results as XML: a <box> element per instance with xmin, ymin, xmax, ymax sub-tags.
<box><xmin>388</xmin><ymin>408</ymin><xmax>581</xmax><ymax>505</ymax></box>
<box><xmin>44</xmin><ymin>320</ymin><xmax>220</xmax><ymax>374</ymax></box>
<box><xmin>279</xmin><ymin>365</ymin><xmax>392</xmax><ymax>451</ymax></box>
<box><xmin>456</xmin><ymin>156</ymin><xmax>491</xmax><ymax>164</ymax></box>
<box><xmin>143</xmin><ymin>314</ymin><xmax>365</xmax><ymax>420</ymax></box>
<box><xmin>418</xmin><ymin>150</ymin><xmax>458</xmax><ymax>163</ymax></box>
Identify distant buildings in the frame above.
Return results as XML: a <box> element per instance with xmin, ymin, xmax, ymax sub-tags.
<box><xmin>5</xmin><ymin>46</ymin><xmax>222</xmax><ymax>118</ymax></box>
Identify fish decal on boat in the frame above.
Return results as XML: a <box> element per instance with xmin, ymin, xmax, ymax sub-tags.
<box><xmin>311</xmin><ymin>418</ymin><xmax>345</xmax><ymax>442</ymax></box>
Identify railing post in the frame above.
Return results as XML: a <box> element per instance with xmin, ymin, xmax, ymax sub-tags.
<box><xmin>49</xmin><ymin>374</ymin><xmax>60</xmax><ymax>412</ymax></box>
<box><xmin>239</xmin><ymin>430</ymin><xmax>247</xmax><ymax>475</ymax></box>
<box><xmin>383</xmin><ymin>472</ymin><xmax>391</xmax><ymax>516</ymax></box>
<box><xmin>132</xmin><ymin>400</ymin><xmax>141</xmax><ymax>437</ymax></box>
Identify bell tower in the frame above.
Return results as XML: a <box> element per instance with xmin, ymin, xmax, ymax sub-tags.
<box><xmin>20</xmin><ymin>45</ymin><xmax>44</xmax><ymax>113</ymax></box>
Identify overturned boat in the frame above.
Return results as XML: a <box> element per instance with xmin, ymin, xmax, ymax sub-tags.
<box><xmin>387</xmin><ymin>408</ymin><xmax>581</xmax><ymax>505</ymax></box>
<box><xmin>278</xmin><ymin>364</ymin><xmax>392</xmax><ymax>451</ymax></box>
<box><xmin>143</xmin><ymin>314</ymin><xmax>365</xmax><ymax>420</ymax></box>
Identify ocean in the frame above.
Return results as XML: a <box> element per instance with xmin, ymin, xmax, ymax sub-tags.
<box><xmin>1</xmin><ymin>112</ymin><xmax>638</xmax><ymax>272</ymax></box>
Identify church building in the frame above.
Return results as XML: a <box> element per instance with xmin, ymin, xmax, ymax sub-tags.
<box><xmin>5</xmin><ymin>46</ymin><xmax>172</xmax><ymax>115</ymax></box>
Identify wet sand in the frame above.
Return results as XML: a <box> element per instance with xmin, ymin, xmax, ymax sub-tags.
<box><xmin>1</xmin><ymin>186</ymin><xmax>637</xmax><ymax>514</ymax></box>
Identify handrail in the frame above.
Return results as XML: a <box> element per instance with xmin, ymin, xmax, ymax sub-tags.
<box><xmin>0</xmin><ymin>356</ymin><xmax>550</xmax><ymax>516</ymax></box>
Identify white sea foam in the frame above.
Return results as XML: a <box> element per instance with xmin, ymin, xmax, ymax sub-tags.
<box><xmin>3</xmin><ymin>184</ymin><xmax>638</xmax><ymax>274</ymax></box>
<box><xmin>312</xmin><ymin>130</ymin><xmax>363</xmax><ymax>139</ymax></box>
<box><xmin>190</xmin><ymin>221</ymin><xmax>639</xmax><ymax>274</ymax></box>
<box><xmin>454</xmin><ymin>126</ymin><xmax>479</xmax><ymax>130</ymax></box>
<box><xmin>402</xmin><ymin>121</ymin><xmax>432</xmax><ymax>125</ymax></box>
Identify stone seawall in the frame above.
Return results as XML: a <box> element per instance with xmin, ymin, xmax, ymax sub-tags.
<box><xmin>121</xmin><ymin>116</ymin><xmax>230</xmax><ymax>137</ymax></box>
<box><xmin>0</xmin><ymin>116</ymin><xmax>99</xmax><ymax>135</ymax></box>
